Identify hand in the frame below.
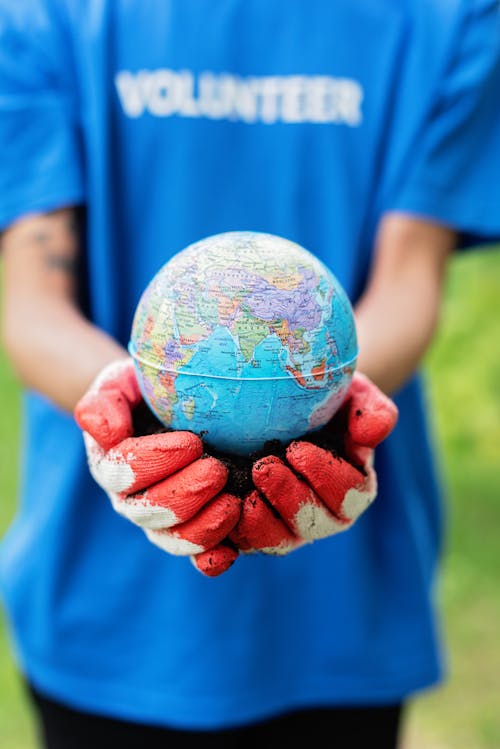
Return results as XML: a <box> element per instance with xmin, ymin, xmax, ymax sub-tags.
<box><xmin>74</xmin><ymin>358</ymin><xmax>241</xmax><ymax>576</ymax></box>
<box><xmin>229</xmin><ymin>372</ymin><xmax>398</xmax><ymax>555</ymax></box>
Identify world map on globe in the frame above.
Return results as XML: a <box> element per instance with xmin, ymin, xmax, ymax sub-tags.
<box><xmin>129</xmin><ymin>231</ymin><xmax>358</xmax><ymax>455</ymax></box>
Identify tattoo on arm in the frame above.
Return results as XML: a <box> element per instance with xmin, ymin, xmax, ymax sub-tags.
<box><xmin>2</xmin><ymin>208</ymin><xmax>83</xmax><ymax>301</ymax></box>
<box><xmin>44</xmin><ymin>252</ymin><xmax>78</xmax><ymax>273</ymax></box>
<box><xmin>34</xmin><ymin>213</ymin><xmax>80</xmax><ymax>278</ymax></box>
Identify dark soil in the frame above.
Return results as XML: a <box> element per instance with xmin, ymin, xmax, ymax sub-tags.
<box><xmin>132</xmin><ymin>401</ymin><xmax>169</xmax><ymax>437</ymax></box>
<box><xmin>132</xmin><ymin>400</ymin><xmax>355</xmax><ymax>497</ymax></box>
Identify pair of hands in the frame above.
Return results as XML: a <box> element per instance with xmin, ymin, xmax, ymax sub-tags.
<box><xmin>74</xmin><ymin>359</ymin><xmax>398</xmax><ymax>577</ymax></box>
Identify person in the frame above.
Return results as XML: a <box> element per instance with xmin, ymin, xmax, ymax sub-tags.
<box><xmin>1</xmin><ymin>1</ymin><xmax>499</xmax><ymax>747</ymax></box>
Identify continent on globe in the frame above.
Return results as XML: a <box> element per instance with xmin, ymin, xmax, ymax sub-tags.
<box><xmin>128</xmin><ymin>231</ymin><xmax>358</xmax><ymax>456</ymax></box>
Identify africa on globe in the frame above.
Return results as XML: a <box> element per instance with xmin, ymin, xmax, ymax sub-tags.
<box><xmin>128</xmin><ymin>231</ymin><xmax>358</xmax><ymax>456</ymax></box>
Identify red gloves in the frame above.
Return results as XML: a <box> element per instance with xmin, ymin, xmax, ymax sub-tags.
<box><xmin>229</xmin><ymin>372</ymin><xmax>398</xmax><ymax>555</ymax></box>
<box><xmin>75</xmin><ymin>360</ymin><xmax>398</xmax><ymax>576</ymax></box>
<box><xmin>74</xmin><ymin>359</ymin><xmax>241</xmax><ymax>576</ymax></box>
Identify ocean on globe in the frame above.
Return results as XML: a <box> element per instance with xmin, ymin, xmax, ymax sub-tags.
<box><xmin>128</xmin><ymin>231</ymin><xmax>358</xmax><ymax>456</ymax></box>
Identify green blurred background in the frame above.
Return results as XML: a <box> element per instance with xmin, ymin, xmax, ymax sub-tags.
<box><xmin>1</xmin><ymin>247</ymin><xmax>499</xmax><ymax>749</ymax></box>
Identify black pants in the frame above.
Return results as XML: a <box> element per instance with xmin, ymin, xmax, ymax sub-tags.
<box><xmin>26</xmin><ymin>681</ymin><xmax>405</xmax><ymax>749</ymax></box>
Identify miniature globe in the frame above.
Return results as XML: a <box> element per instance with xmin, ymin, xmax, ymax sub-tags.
<box><xmin>129</xmin><ymin>231</ymin><xmax>358</xmax><ymax>456</ymax></box>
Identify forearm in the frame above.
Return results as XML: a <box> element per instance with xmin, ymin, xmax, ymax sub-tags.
<box><xmin>354</xmin><ymin>214</ymin><xmax>456</xmax><ymax>395</ymax></box>
<box><xmin>4</xmin><ymin>295</ymin><xmax>127</xmax><ymax>411</ymax></box>
<box><xmin>355</xmin><ymin>282</ymin><xmax>440</xmax><ymax>395</ymax></box>
<box><xmin>1</xmin><ymin>208</ymin><xmax>126</xmax><ymax>412</ymax></box>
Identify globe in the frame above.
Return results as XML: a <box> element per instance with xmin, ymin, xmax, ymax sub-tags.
<box><xmin>128</xmin><ymin>231</ymin><xmax>358</xmax><ymax>456</ymax></box>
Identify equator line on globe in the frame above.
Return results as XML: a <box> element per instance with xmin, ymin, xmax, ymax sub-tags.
<box><xmin>128</xmin><ymin>231</ymin><xmax>358</xmax><ymax>456</ymax></box>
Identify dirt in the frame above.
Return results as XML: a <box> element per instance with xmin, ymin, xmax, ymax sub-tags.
<box><xmin>132</xmin><ymin>400</ymin><xmax>357</xmax><ymax>497</ymax></box>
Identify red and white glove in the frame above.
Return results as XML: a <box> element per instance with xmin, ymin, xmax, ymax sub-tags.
<box><xmin>229</xmin><ymin>372</ymin><xmax>398</xmax><ymax>555</ymax></box>
<box><xmin>74</xmin><ymin>358</ymin><xmax>240</xmax><ymax>577</ymax></box>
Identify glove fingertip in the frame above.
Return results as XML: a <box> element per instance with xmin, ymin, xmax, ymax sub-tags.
<box><xmin>251</xmin><ymin>454</ymin><xmax>284</xmax><ymax>481</ymax></box>
<box><xmin>152</xmin><ymin>430</ymin><xmax>204</xmax><ymax>460</ymax></box>
<box><xmin>348</xmin><ymin>398</ymin><xmax>399</xmax><ymax>447</ymax></box>
<box><xmin>92</xmin><ymin>358</ymin><xmax>141</xmax><ymax>401</ymax></box>
<box><xmin>74</xmin><ymin>359</ymin><xmax>141</xmax><ymax>449</ymax></box>
<box><xmin>173</xmin><ymin>492</ymin><xmax>242</xmax><ymax>549</ymax></box>
<box><xmin>200</xmin><ymin>453</ymin><xmax>228</xmax><ymax>473</ymax></box>
<box><xmin>285</xmin><ymin>439</ymin><xmax>328</xmax><ymax>470</ymax></box>
<box><xmin>75</xmin><ymin>402</ymin><xmax>134</xmax><ymax>451</ymax></box>
<box><xmin>192</xmin><ymin>544</ymin><xmax>239</xmax><ymax>577</ymax></box>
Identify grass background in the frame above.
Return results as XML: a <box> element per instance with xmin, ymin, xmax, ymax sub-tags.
<box><xmin>0</xmin><ymin>247</ymin><xmax>499</xmax><ymax>748</ymax></box>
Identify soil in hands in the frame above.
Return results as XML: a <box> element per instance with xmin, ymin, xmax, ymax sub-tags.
<box><xmin>131</xmin><ymin>400</ymin><xmax>357</xmax><ymax>497</ymax></box>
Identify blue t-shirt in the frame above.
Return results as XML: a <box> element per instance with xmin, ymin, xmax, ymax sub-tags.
<box><xmin>1</xmin><ymin>0</ymin><xmax>499</xmax><ymax>730</ymax></box>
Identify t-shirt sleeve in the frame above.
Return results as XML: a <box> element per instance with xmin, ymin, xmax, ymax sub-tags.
<box><xmin>387</xmin><ymin>0</ymin><xmax>500</xmax><ymax>249</ymax></box>
<box><xmin>0</xmin><ymin>2</ymin><xmax>85</xmax><ymax>231</ymax></box>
